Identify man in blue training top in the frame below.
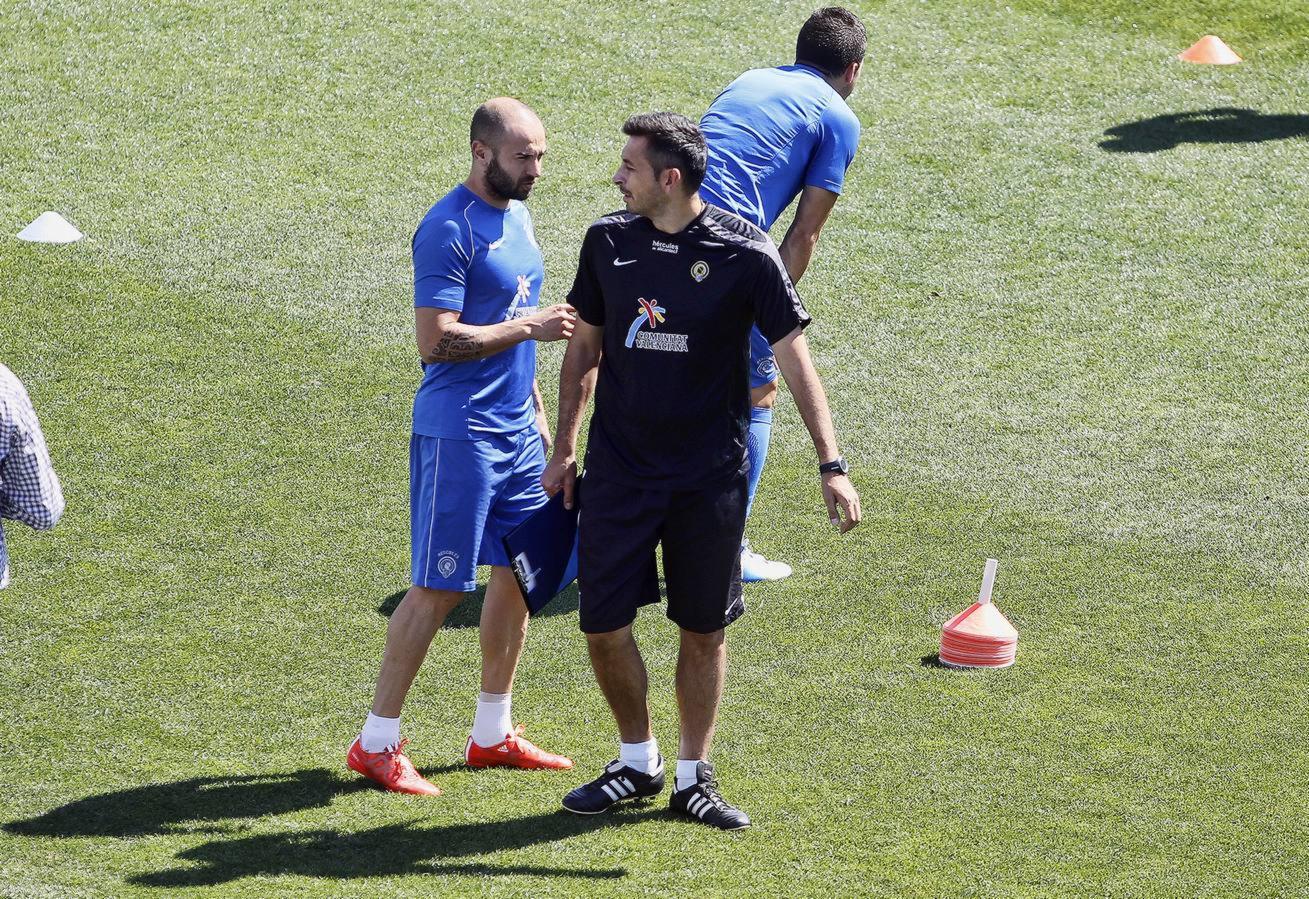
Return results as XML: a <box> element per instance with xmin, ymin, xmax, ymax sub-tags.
<box><xmin>699</xmin><ymin>6</ymin><xmax>866</xmax><ymax>582</ymax></box>
<box><xmin>348</xmin><ymin>98</ymin><xmax>578</xmax><ymax>796</ymax></box>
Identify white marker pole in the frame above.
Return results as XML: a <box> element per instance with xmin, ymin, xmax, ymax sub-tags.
<box><xmin>978</xmin><ymin>558</ymin><xmax>999</xmax><ymax>605</ymax></box>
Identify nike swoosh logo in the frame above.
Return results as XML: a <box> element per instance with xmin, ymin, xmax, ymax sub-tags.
<box><xmin>613</xmin><ymin>258</ymin><xmax>637</xmax><ymax>266</ymax></box>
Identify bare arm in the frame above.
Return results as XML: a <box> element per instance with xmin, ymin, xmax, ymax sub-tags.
<box><xmin>771</xmin><ymin>327</ymin><xmax>861</xmax><ymax>532</ymax></box>
<box><xmin>542</xmin><ymin>319</ymin><xmax>603</xmax><ymax>509</ymax></box>
<box><xmin>416</xmin><ymin>305</ymin><xmax>575</xmax><ymax>364</ymax></box>
<box><xmin>777</xmin><ymin>186</ymin><xmax>840</xmax><ymax>285</ymax></box>
<box><xmin>532</xmin><ymin>378</ymin><xmax>551</xmax><ymax>456</ymax></box>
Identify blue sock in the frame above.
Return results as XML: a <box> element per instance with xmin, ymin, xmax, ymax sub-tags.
<box><xmin>745</xmin><ymin>406</ymin><xmax>773</xmax><ymax>521</ymax></box>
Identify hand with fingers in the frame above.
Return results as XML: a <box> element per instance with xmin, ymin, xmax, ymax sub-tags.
<box><xmin>531</xmin><ymin>304</ymin><xmax>577</xmax><ymax>342</ymax></box>
<box><xmin>541</xmin><ymin>454</ymin><xmax>579</xmax><ymax>510</ymax></box>
<box><xmin>822</xmin><ymin>472</ymin><xmax>861</xmax><ymax>533</ymax></box>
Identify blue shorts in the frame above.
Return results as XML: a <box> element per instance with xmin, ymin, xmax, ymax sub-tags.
<box><xmin>410</xmin><ymin>428</ymin><xmax>548</xmax><ymax>592</ymax></box>
<box><xmin>749</xmin><ymin>325</ymin><xmax>778</xmax><ymax>390</ymax></box>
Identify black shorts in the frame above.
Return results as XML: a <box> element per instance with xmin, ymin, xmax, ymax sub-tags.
<box><xmin>577</xmin><ymin>469</ymin><xmax>748</xmax><ymax>634</ymax></box>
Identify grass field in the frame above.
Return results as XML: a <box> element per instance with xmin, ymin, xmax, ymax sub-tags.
<box><xmin>2</xmin><ymin>0</ymin><xmax>1308</xmax><ymax>895</ymax></box>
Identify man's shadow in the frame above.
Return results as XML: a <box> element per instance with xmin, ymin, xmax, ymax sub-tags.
<box><xmin>129</xmin><ymin>809</ymin><xmax>645</xmax><ymax>886</ymax></box>
<box><xmin>1100</xmin><ymin>107</ymin><xmax>1309</xmax><ymax>153</ymax></box>
<box><xmin>3</xmin><ymin>769</ymin><xmax>371</xmax><ymax>838</ymax></box>
<box><xmin>5</xmin><ymin>769</ymin><xmax>644</xmax><ymax>885</ymax></box>
<box><xmin>377</xmin><ymin>583</ymin><xmax>580</xmax><ymax>628</ymax></box>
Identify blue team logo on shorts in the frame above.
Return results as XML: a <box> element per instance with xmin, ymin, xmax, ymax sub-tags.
<box><xmin>437</xmin><ymin>551</ymin><xmax>459</xmax><ymax>579</ymax></box>
<box><xmin>757</xmin><ymin>356</ymin><xmax>777</xmax><ymax>378</ymax></box>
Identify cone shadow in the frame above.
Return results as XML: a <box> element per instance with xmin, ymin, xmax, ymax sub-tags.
<box><xmin>1100</xmin><ymin>107</ymin><xmax>1309</xmax><ymax>153</ymax></box>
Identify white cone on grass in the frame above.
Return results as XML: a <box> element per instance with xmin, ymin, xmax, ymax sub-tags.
<box><xmin>17</xmin><ymin>212</ymin><xmax>83</xmax><ymax>244</ymax></box>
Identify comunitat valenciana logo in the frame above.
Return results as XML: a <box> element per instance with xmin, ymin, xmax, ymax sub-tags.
<box><xmin>624</xmin><ymin>298</ymin><xmax>689</xmax><ymax>353</ymax></box>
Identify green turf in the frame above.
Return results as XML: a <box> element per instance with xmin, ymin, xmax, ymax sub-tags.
<box><xmin>2</xmin><ymin>0</ymin><xmax>1307</xmax><ymax>895</ymax></box>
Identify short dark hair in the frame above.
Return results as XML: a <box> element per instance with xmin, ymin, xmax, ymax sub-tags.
<box><xmin>621</xmin><ymin>112</ymin><xmax>707</xmax><ymax>194</ymax></box>
<box><xmin>795</xmin><ymin>6</ymin><xmax>866</xmax><ymax>76</ymax></box>
<box><xmin>470</xmin><ymin>103</ymin><xmax>507</xmax><ymax>146</ymax></box>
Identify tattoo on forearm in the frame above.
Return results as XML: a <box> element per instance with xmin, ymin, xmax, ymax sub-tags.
<box><xmin>428</xmin><ymin>329</ymin><xmax>484</xmax><ymax>362</ymax></box>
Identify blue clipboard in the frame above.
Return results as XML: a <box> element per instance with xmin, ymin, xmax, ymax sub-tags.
<box><xmin>501</xmin><ymin>482</ymin><xmax>580</xmax><ymax>615</ymax></box>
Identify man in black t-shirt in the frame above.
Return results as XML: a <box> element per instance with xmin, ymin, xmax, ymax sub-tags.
<box><xmin>543</xmin><ymin>112</ymin><xmax>861</xmax><ymax>831</ymax></box>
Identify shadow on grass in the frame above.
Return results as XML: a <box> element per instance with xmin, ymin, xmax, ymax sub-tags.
<box><xmin>4</xmin><ymin>769</ymin><xmax>367</xmax><ymax>838</ymax></box>
<box><xmin>378</xmin><ymin>582</ymin><xmax>580</xmax><ymax>628</ymax></box>
<box><xmin>6</xmin><ymin>768</ymin><xmax>646</xmax><ymax>885</ymax></box>
<box><xmin>919</xmin><ymin>654</ymin><xmax>949</xmax><ymax>669</ymax></box>
<box><xmin>1100</xmin><ymin>107</ymin><xmax>1309</xmax><ymax>153</ymax></box>
<box><xmin>130</xmin><ymin>807</ymin><xmax>650</xmax><ymax>886</ymax></box>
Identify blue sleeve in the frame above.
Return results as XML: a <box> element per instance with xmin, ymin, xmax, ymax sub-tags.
<box><xmin>413</xmin><ymin>216</ymin><xmax>471</xmax><ymax>311</ymax></box>
<box><xmin>804</xmin><ymin>104</ymin><xmax>861</xmax><ymax>195</ymax></box>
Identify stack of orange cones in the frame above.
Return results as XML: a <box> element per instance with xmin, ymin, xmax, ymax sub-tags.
<box><xmin>1177</xmin><ymin>35</ymin><xmax>1242</xmax><ymax>65</ymax></box>
<box><xmin>939</xmin><ymin>558</ymin><xmax>1018</xmax><ymax>669</ymax></box>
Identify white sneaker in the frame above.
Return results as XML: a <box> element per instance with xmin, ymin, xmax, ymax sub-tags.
<box><xmin>740</xmin><ymin>542</ymin><xmax>792</xmax><ymax>583</ymax></box>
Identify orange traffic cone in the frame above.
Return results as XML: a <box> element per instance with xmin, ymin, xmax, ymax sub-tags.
<box><xmin>1178</xmin><ymin>35</ymin><xmax>1242</xmax><ymax>65</ymax></box>
<box><xmin>939</xmin><ymin>559</ymin><xmax>1018</xmax><ymax>669</ymax></box>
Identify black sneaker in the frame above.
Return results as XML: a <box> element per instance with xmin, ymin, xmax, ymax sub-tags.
<box><xmin>669</xmin><ymin>762</ymin><xmax>750</xmax><ymax>830</ymax></box>
<box><xmin>562</xmin><ymin>756</ymin><xmax>665</xmax><ymax>815</ymax></box>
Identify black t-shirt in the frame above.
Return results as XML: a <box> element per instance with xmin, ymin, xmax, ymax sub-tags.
<box><xmin>568</xmin><ymin>203</ymin><xmax>811</xmax><ymax>489</ymax></box>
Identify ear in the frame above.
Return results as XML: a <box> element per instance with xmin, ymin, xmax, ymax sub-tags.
<box><xmin>661</xmin><ymin>167</ymin><xmax>684</xmax><ymax>194</ymax></box>
<box><xmin>844</xmin><ymin>60</ymin><xmax>862</xmax><ymax>85</ymax></box>
<box><xmin>471</xmin><ymin>139</ymin><xmax>491</xmax><ymax>163</ymax></box>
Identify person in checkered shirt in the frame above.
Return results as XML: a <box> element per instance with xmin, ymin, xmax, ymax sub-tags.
<box><xmin>0</xmin><ymin>363</ymin><xmax>64</xmax><ymax>588</ymax></box>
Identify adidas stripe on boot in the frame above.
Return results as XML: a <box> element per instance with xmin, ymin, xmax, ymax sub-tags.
<box><xmin>669</xmin><ymin>761</ymin><xmax>750</xmax><ymax>830</ymax></box>
<box><xmin>562</xmin><ymin>757</ymin><xmax>665</xmax><ymax>815</ymax></box>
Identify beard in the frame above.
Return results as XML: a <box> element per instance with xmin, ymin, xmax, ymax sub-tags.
<box><xmin>485</xmin><ymin>153</ymin><xmax>533</xmax><ymax>202</ymax></box>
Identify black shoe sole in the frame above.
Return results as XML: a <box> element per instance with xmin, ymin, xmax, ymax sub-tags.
<box><xmin>670</xmin><ymin>806</ymin><xmax>751</xmax><ymax>831</ymax></box>
<box><xmin>562</xmin><ymin>791</ymin><xmax>661</xmax><ymax>815</ymax></box>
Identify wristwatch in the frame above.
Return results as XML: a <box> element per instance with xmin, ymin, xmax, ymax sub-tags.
<box><xmin>818</xmin><ymin>457</ymin><xmax>849</xmax><ymax>476</ymax></box>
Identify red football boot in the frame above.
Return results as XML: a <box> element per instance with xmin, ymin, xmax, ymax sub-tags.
<box><xmin>347</xmin><ymin>737</ymin><xmax>443</xmax><ymax>796</ymax></box>
<box><xmin>465</xmin><ymin>724</ymin><xmax>573</xmax><ymax>770</ymax></box>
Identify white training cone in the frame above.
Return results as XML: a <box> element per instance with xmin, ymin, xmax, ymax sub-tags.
<box><xmin>17</xmin><ymin>212</ymin><xmax>83</xmax><ymax>244</ymax></box>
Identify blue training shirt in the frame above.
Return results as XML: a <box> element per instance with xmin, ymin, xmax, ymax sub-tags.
<box><xmin>699</xmin><ymin>64</ymin><xmax>861</xmax><ymax>230</ymax></box>
<box><xmin>411</xmin><ymin>184</ymin><xmax>544</xmax><ymax>439</ymax></box>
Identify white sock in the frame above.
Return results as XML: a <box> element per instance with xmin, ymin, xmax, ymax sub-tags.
<box><xmin>619</xmin><ymin>739</ymin><xmax>660</xmax><ymax>774</ymax></box>
<box><xmin>676</xmin><ymin>758</ymin><xmax>703</xmax><ymax>792</ymax></box>
<box><xmin>360</xmin><ymin>712</ymin><xmax>400</xmax><ymax>753</ymax></box>
<box><xmin>471</xmin><ymin>692</ymin><xmax>513</xmax><ymax>747</ymax></box>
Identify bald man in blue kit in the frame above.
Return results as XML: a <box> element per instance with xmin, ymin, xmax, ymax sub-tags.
<box><xmin>699</xmin><ymin>6</ymin><xmax>866</xmax><ymax>582</ymax></box>
<box><xmin>348</xmin><ymin>98</ymin><xmax>577</xmax><ymax>797</ymax></box>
